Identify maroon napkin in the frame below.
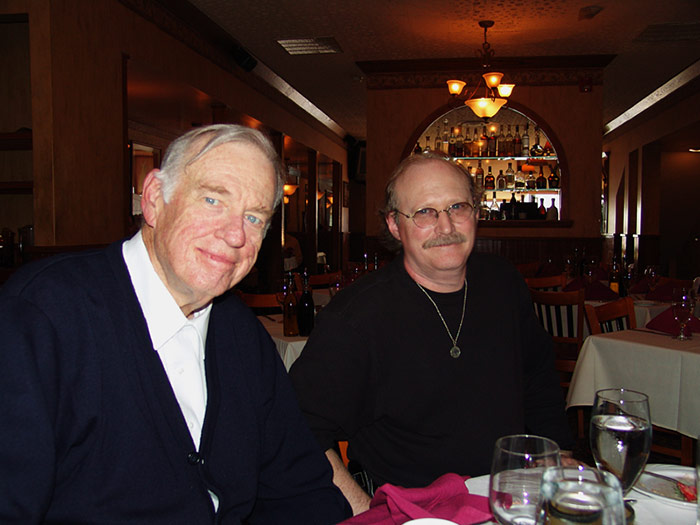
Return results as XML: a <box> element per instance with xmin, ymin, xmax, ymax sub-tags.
<box><xmin>646</xmin><ymin>307</ymin><xmax>700</xmax><ymax>335</ymax></box>
<box><xmin>563</xmin><ymin>278</ymin><xmax>619</xmax><ymax>301</ymax></box>
<box><xmin>645</xmin><ymin>282</ymin><xmax>674</xmax><ymax>301</ymax></box>
<box><xmin>339</xmin><ymin>473</ymin><xmax>492</xmax><ymax>525</ymax></box>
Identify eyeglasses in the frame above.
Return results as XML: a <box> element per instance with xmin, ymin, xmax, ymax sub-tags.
<box><xmin>394</xmin><ymin>202</ymin><xmax>475</xmax><ymax>229</ymax></box>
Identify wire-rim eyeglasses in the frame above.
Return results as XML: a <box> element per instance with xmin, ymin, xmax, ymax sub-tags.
<box><xmin>393</xmin><ymin>202</ymin><xmax>475</xmax><ymax>228</ymax></box>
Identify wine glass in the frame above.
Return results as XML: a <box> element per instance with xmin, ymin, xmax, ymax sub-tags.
<box><xmin>644</xmin><ymin>265</ymin><xmax>660</xmax><ymax>292</ymax></box>
<box><xmin>672</xmin><ymin>287</ymin><xmax>695</xmax><ymax>341</ymax></box>
<box><xmin>489</xmin><ymin>434</ymin><xmax>561</xmax><ymax>525</ymax></box>
<box><xmin>536</xmin><ymin>466</ymin><xmax>625</xmax><ymax>525</ymax></box>
<box><xmin>590</xmin><ymin>388</ymin><xmax>652</xmax><ymax>495</ymax></box>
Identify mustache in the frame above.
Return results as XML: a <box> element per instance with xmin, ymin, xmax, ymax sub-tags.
<box><xmin>422</xmin><ymin>232</ymin><xmax>467</xmax><ymax>249</ymax></box>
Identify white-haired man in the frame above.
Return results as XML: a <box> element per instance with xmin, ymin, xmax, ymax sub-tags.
<box><xmin>0</xmin><ymin>125</ymin><xmax>350</xmax><ymax>523</ymax></box>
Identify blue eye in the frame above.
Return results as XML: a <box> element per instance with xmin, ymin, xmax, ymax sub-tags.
<box><xmin>415</xmin><ymin>208</ymin><xmax>433</xmax><ymax>216</ymax></box>
<box><xmin>204</xmin><ymin>196</ymin><xmax>219</xmax><ymax>205</ymax></box>
<box><xmin>245</xmin><ymin>214</ymin><xmax>265</xmax><ymax>228</ymax></box>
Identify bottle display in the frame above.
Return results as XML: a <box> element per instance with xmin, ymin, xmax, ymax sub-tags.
<box><xmin>526</xmin><ymin>169</ymin><xmax>537</xmax><ymax>190</ymax></box>
<box><xmin>505</xmin><ymin>162</ymin><xmax>515</xmax><ymax>189</ymax></box>
<box><xmin>489</xmin><ymin>192</ymin><xmax>500</xmax><ymax>220</ymax></box>
<box><xmin>546</xmin><ymin>198</ymin><xmax>559</xmax><ymax>221</ymax></box>
<box><xmin>496</xmin><ymin>169</ymin><xmax>506</xmax><ymax>190</ymax></box>
<box><xmin>530</xmin><ymin>127</ymin><xmax>544</xmax><ymax>156</ymax></box>
<box><xmin>487</xmin><ymin>129</ymin><xmax>497</xmax><ymax>157</ymax></box>
<box><xmin>497</xmin><ymin>125</ymin><xmax>506</xmax><ymax>156</ymax></box>
<box><xmin>433</xmin><ymin>130</ymin><xmax>441</xmax><ymax>152</ymax></box>
<box><xmin>475</xmin><ymin>160</ymin><xmax>484</xmax><ymax>188</ymax></box>
<box><xmin>521</xmin><ymin>123</ymin><xmax>530</xmax><ymax>156</ymax></box>
<box><xmin>536</xmin><ymin>166</ymin><xmax>547</xmax><ymax>189</ymax></box>
<box><xmin>538</xmin><ymin>198</ymin><xmax>547</xmax><ymax>219</ymax></box>
<box><xmin>548</xmin><ymin>165</ymin><xmax>560</xmax><ymax>189</ymax></box>
<box><xmin>513</xmin><ymin>125</ymin><xmax>522</xmax><ymax>157</ymax></box>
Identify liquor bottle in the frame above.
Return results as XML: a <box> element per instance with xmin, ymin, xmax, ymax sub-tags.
<box><xmin>526</xmin><ymin>169</ymin><xmax>537</xmax><ymax>190</ymax></box>
<box><xmin>548</xmin><ymin>164</ymin><xmax>560</xmax><ymax>189</ymax></box>
<box><xmin>505</xmin><ymin>162</ymin><xmax>515</xmax><ymax>189</ymax></box>
<box><xmin>448</xmin><ymin>127</ymin><xmax>457</xmax><ymax>157</ymax></box>
<box><xmin>423</xmin><ymin>136</ymin><xmax>430</xmax><ymax>154</ymax></box>
<box><xmin>479</xmin><ymin>126</ymin><xmax>488</xmax><ymax>157</ymax></box>
<box><xmin>413</xmin><ymin>141</ymin><xmax>422</xmax><ymax>155</ymax></box>
<box><xmin>496</xmin><ymin>124</ymin><xmax>506</xmax><ymax>157</ymax></box>
<box><xmin>496</xmin><ymin>169</ymin><xmax>507</xmax><ymax>190</ymax></box>
<box><xmin>500</xmin><ymin>199</ymin><xmax>508</xmax><ymax>220</ymax></box>
<box><xmin>543</xmin><ymin>135</ymin><xmax>554</xmax><ymax>156</ymax></box>
<box><xmin>521</xmin><ymin>123</ymin><xmax>530</xmax><ymax>156</ymax></box>
<box><xmin>505</xmin><ymin>125</ymin><xmax>514</xmax><ymax>157</ymax></box>
<box><xmin>297</xmin><ymin>270</ymin><xmax>315</xmax><ymax>336</ymax></box>
<box><xmin>475</xmin><ymin>160</ymin><xmax>484</xmax><ymax>188</ymax></box>
<box><xmin>455</xmin><ymin>127</ymin><xmax>464</xmax><ymax>157</ymax></box>
<box><xmin>509</xmin><ymin>192</ymin><xmax>517</xmax><ymax>220</ymax></box>
<box><xmin>471</xmin><ymin>128</ymin><xmax>480</xmax><ymax>156</ymax></box>
<box><xmin>484</xmin><ymin>166</ymin><xmax>495</xmax><ymax>190</ymax></box>
<box><xmin>489</xmin><ymin>192</ymin><xmax>500</xmax><ymax>220</ymax></box>
<box><xmin>514</xmin><ymin>167</ymin><xmax>526</xmax><ymax>189</ymax></box>
<box><xmin>463</xmin><ymin>127</ymin><xmax>472</xmax><ymax>156</ymax></box>
<box><xmin>513</xmin><ymin>125</ymin><xmax>522</xmax><ymax>157</ymax></box>
<box><xmin>536</xmin><ymin>166</ymin><xmax>548</xmax><ymax>189</ymax></box>
<box><xmin>538</xmin><ymin>198</ymin><xmax>546</xmax><ymax>219</ymax></box>
<box><xmin>487</xmin><ymin>130</ymin><xmax>497</xmax><ymax>157</ymax></box>
<box><xmin>545</xmin><ymin>198</ymin><xmax>559</xmax><ymax>221</ymax></box>
<box><xmin>609</xmin><ymin>256</ymin><xmax>621</xmax><ymax>294</ymax></box>
<box><xmin>530</xmin><ymin>127</ymin><xmax>544</xmax><ymax>156</ymax></box>
<box><xmin>433</xmin><ymin>130</ymin><xmax>441</xmax><ymax>152</ymax></box>
<box><xmin>442</xmin><ymin>118</ymin><xmax>450</xmax><ymax>152</ymax></box>
<box><xmin>465</xmin><ymin>164</ymin><xmax>474</xmax><ymax>184</ymax></box>
<box><xmin>282</xmin><ymin>272</ymin><xmax>299</xmax><ymax>336</ymax></box>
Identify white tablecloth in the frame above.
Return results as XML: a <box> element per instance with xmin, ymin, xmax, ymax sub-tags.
<box><xmin>567</xmin><ymin>330</ymin><xmax>700</xmax><ymax>437</ymax></box>
<box><xmin>257</xmin><ymin>314</ymin><xmax>308</xmax><ymax>371</ymax></box>
<box><xmin>465</xmin><ymin>469</ymin><xmax>697</xmax><ymax>524</ymax></box>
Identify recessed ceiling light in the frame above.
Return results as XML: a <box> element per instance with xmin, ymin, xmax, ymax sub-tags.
<box><xmin>277</xmin><ymin>37</ymin><xmax>342</xmax><ymax>55</ymax></box>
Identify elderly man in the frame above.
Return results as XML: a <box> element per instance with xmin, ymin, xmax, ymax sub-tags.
<box><xmin>290</xmin><ymin>153</ymin><xmax>573</xmax><ymax>513</ymax></box>
<box><xmin>0</xmin><ymin>125</ymin><xmax>350</xmax><ymax>523</ymax></box>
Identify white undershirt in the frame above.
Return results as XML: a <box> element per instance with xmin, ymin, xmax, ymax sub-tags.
<box><xmin>122</xmin><ymin>231</ymin><xmax>210</xmax><ymax>450</ymax></box>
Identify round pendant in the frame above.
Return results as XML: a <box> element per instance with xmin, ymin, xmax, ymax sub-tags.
<box><xmin>449</xmin><ymin>346</ymin><xmax>461</xmax><ymax>358</ymax></box>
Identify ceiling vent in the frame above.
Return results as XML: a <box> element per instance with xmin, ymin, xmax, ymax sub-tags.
<box><xmin>277</xmin><ymin>37</ymin><xmax>343</xmax><ymax>55</ymax></box>
<box><xmin>635</xmin><ymin>23</ymin><xmax>700</xmax><ymax>42</ymax></box>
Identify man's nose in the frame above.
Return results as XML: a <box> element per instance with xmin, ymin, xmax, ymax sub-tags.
<box><xmin>435</xmin><ymin>209</ymin><xmax>456</xmax><ymax>233</ymax></box>
<box><xmin>217</xmin><ymin>215</ymin><xmax>246</xmax><ymax>247</ymax></box>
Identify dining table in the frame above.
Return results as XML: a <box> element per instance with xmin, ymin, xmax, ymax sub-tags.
<box><xmin>582</xmin><ymin>298</ymin><xmax>669</xmax><ymax>337</ymax></box>
<box><xmin>465</xmin><ymin>469</ymin><xmax>697</xmax><ymax>524</ymax></box>
<box><xmin>257</xmin><ymin>313</ymin><xmax>308</xmax><ymax>371</ymax></box>
<box><xmin>567</xmin><ymin>329</ymin><xmax>700</xmax><ymax>438</ymax></box>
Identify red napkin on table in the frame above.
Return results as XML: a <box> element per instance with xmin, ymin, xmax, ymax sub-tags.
<box><xmin>646</xmin><ymin>307</ymin><xmax>700</xmax><ymax>335</ymax></box>
<box><xmin>339</xmin><ymin>473</ymin><xmax>492</xmax><ymax>525</ymax></box>
<box><xmin>645</xmin><ymin>282</ymin><xmax>674</xmax><ymax>301</ymax></box>
<box><xmin>563</xmin><ymin>278</ymin><xmax>619</xmax><ymax>301</ymax></box>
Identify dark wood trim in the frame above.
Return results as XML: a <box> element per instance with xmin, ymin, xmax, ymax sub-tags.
<box><xmin>0</xmin><ymin>130</ymin><xmax>32</xmax><ymax>150</ymax></box>
<box><xmin>478</xmin><ymin>219</ymin><xmax>574</xmax><ymax>228</ymax></box>
<box><xmin>0</xmin><ymin>181</ymin><xmax>33</xmax><ymax>194</ymax></box>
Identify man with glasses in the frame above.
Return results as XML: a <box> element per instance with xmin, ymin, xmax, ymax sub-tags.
<box><xmin>290</xmin><ymin>152</ymin><xmax>572</xmax><ymax>514</ymax></box>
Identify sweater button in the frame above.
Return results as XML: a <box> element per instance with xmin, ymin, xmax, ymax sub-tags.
<box><xmin>187</xmin><ymin>451</ymin><xmax>204</xmax><ymax>465</ymax></box>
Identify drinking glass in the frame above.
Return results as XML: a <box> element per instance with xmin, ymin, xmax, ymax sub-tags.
<box><xmin>489</xmin><ymin>434</ymin><xmax>561</xmax><ymax>525</ymax></box>
<box><xmin>672</xmin><ymin>287</ymin><xmax>695</xmax><ymax>341</ymax></box>
<box><xmin>644</xmin><ymin>265</ymin><xmax>660</xmax><ymax>292</ymax></box>
<box><xmin>536</xmin><ymin>466</ymin><xmax>625</xmax><ymax>525</ymax></box>
<box><xmin>590</xmin><ymin>388</ymin><xmax>652</xmax><ymax>495</ymax></box>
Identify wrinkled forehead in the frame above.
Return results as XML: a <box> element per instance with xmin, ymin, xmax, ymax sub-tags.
<box><xmin>395</xmin><ymin>159</ymin><xmax>473</xmax><ymax>205</ymax></box>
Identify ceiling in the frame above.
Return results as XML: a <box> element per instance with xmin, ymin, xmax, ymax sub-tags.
<box><xmin>185</xmin><ymin>0</ymin><xmax>700</xmax><ymax>142</ymax></box>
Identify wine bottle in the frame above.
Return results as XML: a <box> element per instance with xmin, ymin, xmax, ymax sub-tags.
<box><xmin>487</xmin><ymin>130</ymin><xmax>497</xmax><ymax>157</ymax></box>
<box><xmin>545</xmin><ymin>198</ymin><xmax>559</xmax><ymax>221</ymax></box>
<box><xmin>538</xmin><ymin>198</ymin><xmax>547</xmax><ymax>219</ymax></box>
<box><xmin>297</xmin><ymin>270</ymin><xmax>315</xmax><ymax>336</ymax></box>
<box><xmin>282</xmin><ymin>272</ymin><xmax>299</xmax><ymax>336</ymax></box>
<box><xmin>609</xmin><ymin>256</ymin><xmax>621</xmax><ymax>294</ymax></box>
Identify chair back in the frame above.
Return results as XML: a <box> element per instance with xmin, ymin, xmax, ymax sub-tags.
<box><xmin>584</xmin><ymin>297</ymin><xmax>637</xmax><ymax>335</ymax></box>
<box><xmin>308</xmin><ymin>270</ymin><xmax>343</xmax><ymax>288</ymax></box>
<box><xmin>525</xmin><ymin>273</ymin><xmax>568</xmax><ymax>291</ymax></box>
<box><xmin>530</xmin><ymin>288</ymin><xmax>585</xmax><ymax>358</ymax></box>
<box><xmin>238</xmin><ymin>292</ymin><xmax>281</xmax><ymax>310</ymax></box>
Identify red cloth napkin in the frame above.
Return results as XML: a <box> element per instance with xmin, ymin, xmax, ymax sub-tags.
<box><xmin>646</xmin><ymin>307</ymin><xmax>700</xmax><ymax>335</ymax></box>
<box><xmin>645</xmin><ymin>282</ymin><xmax>674</xmax><ymax>301</ymax></box>
<box><xmin>563</xmin><ymin>278</ymin><xmax>619</xmax><ymax>301</ymax></box>
<box><xmin>339</xmin><ymin>473</ymin><xmax>492</xmax><ymax>525</ymax></box>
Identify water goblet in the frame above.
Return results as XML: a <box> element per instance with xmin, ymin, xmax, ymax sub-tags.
<box><xmin>644</xmin><ymin>265</ymin><xmax>660</xmax><ymax>292</ymax></box>
<box><xmin>589</xmin><ymin>388</ymin><xmax>652</xmax><ymax>495</ymax></box>
<box><xmin>489</xmin><ymin>434</ymin><xmax>561</xmax><ymax>525</ymax></box>
<box><xmin>536</xmin><ymin>466</ymin><xmax>625</xmax><ymax>525</ymax></box>
<box><xmin>672</xmin><ymin>287</ymin><xmax>695</xmax><ymax>341</ymax></box>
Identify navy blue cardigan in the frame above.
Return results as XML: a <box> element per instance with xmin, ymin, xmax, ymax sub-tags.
<box><xmin>0</xmin><ymin>240</ymin><xmax>350</xmax><ymax>524</ymax></box>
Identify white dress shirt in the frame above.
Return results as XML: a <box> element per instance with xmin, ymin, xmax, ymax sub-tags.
<box><xmin>122</xmin><ymin>231</ymin><xmax>211</xmax><ymax>450</ymax></box>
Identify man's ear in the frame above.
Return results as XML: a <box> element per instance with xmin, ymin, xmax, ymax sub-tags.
<box><xmin>140</xmin><ymin>169</ymin><xmax>164</xmax><ymax>228</ymax></box>
<box><xmin>386</xmin><ymin>212</ymin><xmax>402</xmax><ymax>242</ymax></box>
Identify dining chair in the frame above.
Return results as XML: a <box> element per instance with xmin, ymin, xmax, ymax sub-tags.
<box><xmin>309</xmin><ymin>270</ymin><xmax>343</xmax><ymax>288</ymax></box>
<box><xmin>238</xmin><ymin>292</ymin><xmax>281</xmax><ymax>310</ymax></box>
<box><xmin>584</xmin><ymin>297</ymin><xmax>637</xmax><ymax>335</ymax></box>
<box><xmin>530</xmin><ymin>288</ymin><xmax>586</xmax><ymax>438</ymax></box>
<box><xmin>525</xmin><ymin>273</ymin><xmax>568</xmax><ymax>291</ymax></box>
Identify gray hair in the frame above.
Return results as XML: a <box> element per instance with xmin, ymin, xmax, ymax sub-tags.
<box><xmin>379</xmin><ymin>151</ymin><xmax>482</xmax><ymax>252</ymax></box>
<box><xmin>155</xmin><ymin>124</ymin><xmax>285</xmax><ymax>209</ymax></box>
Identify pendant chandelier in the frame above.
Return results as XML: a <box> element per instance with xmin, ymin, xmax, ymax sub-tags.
<box><xmin>447</xmin><ymin>20</ymin><xmax>514</xmax><ymax>120</ymax></box>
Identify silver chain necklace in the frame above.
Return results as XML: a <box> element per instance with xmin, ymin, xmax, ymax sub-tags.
<box><xmin>415</xmin><ymin>279</ymin><xmax>468</xmax><ymax>358</ymax></box>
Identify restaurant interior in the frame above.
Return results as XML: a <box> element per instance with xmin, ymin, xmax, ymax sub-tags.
<box><xmin>2</xmin><ymin>0</ymin><xmax>700</xmax><ymax>514</ymax></box>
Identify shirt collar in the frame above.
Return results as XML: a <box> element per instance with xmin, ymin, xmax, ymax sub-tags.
<box><xmin>122</xmin><ymin>231</ymin><xmax>211</xmax><ymax>352</ymax></box>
